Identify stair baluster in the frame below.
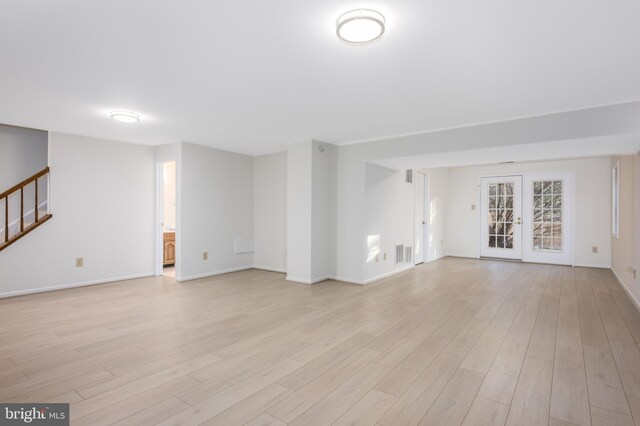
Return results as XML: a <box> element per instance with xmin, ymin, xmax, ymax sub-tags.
<box><xmin>0</xmin><ymin>167</ymin><xmax>52</xmax><ymax>252</ymax></box>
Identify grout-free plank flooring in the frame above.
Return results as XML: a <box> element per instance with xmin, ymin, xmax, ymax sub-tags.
<box><xmin>2</xmin><ymin>257</ymin><xmax>640</xmax><ymax>425</ymax></box>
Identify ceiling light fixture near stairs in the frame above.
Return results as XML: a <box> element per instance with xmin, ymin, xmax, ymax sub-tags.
<box><xmin>336</xmin><ymin>9</ymin><xmax>385</xmax><ymax>45</ymax></box>
<box><xmin>110</xmin><ymin>110</ymin><xmax>140</xmax><ymax>123</ymax></box>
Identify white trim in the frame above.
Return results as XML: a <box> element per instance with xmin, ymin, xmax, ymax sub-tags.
<box><xmin>253</xmin><ymin>265</ymin><xmax>287</xmax><ymax>274</ymax></box>
<box><xmin>361</xmin><ymin>264</ymin><xmax>415</xmax><ymax>285</ymax></box>
<box><xmin>0</xmin><ymin>273</ymin><xmax>154</xmax><ymax>299</ymax></box>
<box><xmin>328</xmin><ymin>275</ymin><xmax>364</xmax><ymax>285</ymax></box>
<box><xmin>611</xmin><ymin>268</ymin><xmax>640</xmax><ymax>313</ymax></box>
<box><xmin>155</xmin><ymin>161</ymin><xmax>164</xmax><ymax>277</ymax></box>
<box><xmin>574</xmin><ymin>263</ymin><xmax>612</xmax><ymax>269</ymax></box>
<box><xmin>285</xmin><ymin>275</ymin><xmax>331</xmax><ymax>284</ymax></box>
<box><xmin>288</xmin><ymin>264</ymin><xmax>416</xmax><ymax>286</ymax></box>
<box><xmin>427</xmin><ymin>254</ymin><xmax>447</xmax><ymax>263</ymax></box>
<box><xmin>612</xmin><ymin>161</ymin><xmax>620</xmax><ymax>238</ymax></box>
<box><xmin>178</xmin><ymin>265</ymin><xmax>253</xmax><ymax>282</ymax></box>
<box><xmin>446</xmin><ymin>253</ymin><xmax>480</xmax><ymax>259</ymax></box>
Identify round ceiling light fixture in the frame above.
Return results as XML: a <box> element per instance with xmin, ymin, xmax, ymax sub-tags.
<box><xmin>110</xmin><ymin>110</ymin><xmax>140</xmax><ymax>123</ymax></box>
<box><xmin>336</xmin><ymin>9</ymin><xmax>385</xmax><ymax>45</ymax></box>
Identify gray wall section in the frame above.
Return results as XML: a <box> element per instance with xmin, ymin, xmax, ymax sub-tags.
<box><xmin>0</xmin><ymin>125</ymin><xmax>48</xmax><ymax>188</ymax></box>
<box><xmin>0</xmin><ymin>125</ymin><xmax>48</xmax><ymax>235</ymax></box>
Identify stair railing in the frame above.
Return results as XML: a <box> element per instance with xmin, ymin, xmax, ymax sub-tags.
<box><xmin>1</xmin><ymin>166</ymin><xmax>52</xmax><ymax>250</ymax></box>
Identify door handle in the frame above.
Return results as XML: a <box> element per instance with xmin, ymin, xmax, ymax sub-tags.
<box><xmin>422</xmin><ymin>221</ymin><xmax>427</xmax><ymax>225</ymax></box>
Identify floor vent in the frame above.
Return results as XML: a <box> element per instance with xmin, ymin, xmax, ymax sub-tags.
<box><xmin>395</xmin><ymin>244</ymin><xmax>404</xmax><ymax>264</ymax></box>
<box><xmin>405</xmin><ymin>246</ymin><xmax>413</xmax><ymax>264</ymax></box>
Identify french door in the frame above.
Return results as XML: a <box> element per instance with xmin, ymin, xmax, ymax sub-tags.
<box><xmin>522</xmin><ymin>172</ymin><xmax>574</xmax><ymax>265</ymax></box>
<box><xmin>480</xmin><ymin>172</ymin><xmax>574</xmax><ymax>265</ymax></box>
<box><xmin>480</xmin><ymin>176</ymin><xmax>523</xmax><ymax>260</ymax></box>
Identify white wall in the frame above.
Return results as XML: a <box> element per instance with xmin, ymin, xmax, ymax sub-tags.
<box><xmin>253</xmin><ymin>151</ymin><xmax>287</xmax><ymax>273</ymax></box>
<box><xmin>0</xmin><ymin>132</ymin><xmax>156</xmax><ymax>297</ymax></box>
<box><xmin>286</xmin><ymin>141</ymin><xmax>313</xmax><ymax>282</ymax></box>
<box><xmin>311</xmin><ymin>141</ymin><xmax>336</xmax><ymax>282</ymax></box>
<box><xmin>162</xmin><ymin>161</ymin><xmax>176</xmax><ymax>231</ymax></box>
<box><xmin>445</xmin><ymin>157</ymin><xmax>612</xmax><ymax>267</ymax></box>
<box><xmin>179</xmin><ymin>142</ymin><xmax>254</xmax><ymax>280</ymax></box>
<box><xmin>363</xmin><ymin>163</ymin><xmax>415</xmax><ymax>282</ymax></box>
<box><xmin>611</xmin><ymin>155</ymin><xmax>638</xmax><ymax>303</ymax></box>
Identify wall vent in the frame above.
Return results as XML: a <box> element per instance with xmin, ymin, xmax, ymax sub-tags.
<box><xmin>395</xmin><ymin>244</ymin><xmax>404</xmax><ymax>264</ymax></box>
<box><xmin>406</xmin><ymin>169</ymin><xmax>413</xmax><ymax>183</ymax></box>
<box><xmin>405</xmin><ymin>246</ymin><xmax>413</xmax><ymax>264</ymax></box>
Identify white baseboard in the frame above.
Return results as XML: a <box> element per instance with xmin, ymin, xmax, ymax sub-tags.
<box><xmin>0</xmin><ymin>272</ymin><xmax>154</xmax><ymax>299</ymax></box>
<box><xmin>178</xmin><ymin>265</ymin><xmax>253</xmax><ymax>282</ymax></box>
<box><xmin>611</xmin><ymin>268</ymin><xmax>640</xmax><ymax>314</ymax></box>
<box><xmin>361</xmin><ymin>264</ymin><xmax>415</xmax><ymax>285</ymax></box>
<box><xmin>328</xmin><ymin>276</ymin><xmax>364</xmax><ymax>285</ymax></box>
<box><xmin>573</xmin><ymin>263</ymin><xmax>611</xmax><ymax>269</ymax></box>
<box><xmin>285</xmin><ymin>275</ymin><xmax>331</xmax><ymax>284</ymax></box>
<box><xmin>426</xmin><ymin>254</ymin><xmax>447</xmax><ymax>264</ymax></box>
<box><xmin>445</xmin><ymin>253</ymin><xmax>479</xmax><ymax>259</ymax></box>
<box><xmin>253</xmin><ymin>265</ymin><xmax>287</xmax><ymax>274</ymax></box>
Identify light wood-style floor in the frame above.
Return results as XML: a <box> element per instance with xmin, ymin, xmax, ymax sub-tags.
<box><xmin>3</xmin><ymin>258</ymin><xmax>640</xmax><ymax>425</ymax></box>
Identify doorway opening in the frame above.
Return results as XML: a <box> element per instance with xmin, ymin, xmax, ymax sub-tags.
<box><xmin>160</xmin><ymin>161</ymin><xmax>177</xmax><ymax>277</ymax></box>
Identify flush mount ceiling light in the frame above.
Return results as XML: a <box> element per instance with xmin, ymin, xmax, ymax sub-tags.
<box><xmin>110</xmin><ymin>110</ymin><xmax>140</xmax><ymax>123</ymax></box>
<box><xmin>336</xmin><ymin>9</ymin><xmax>385</xmax><ymax>45</ymax></box>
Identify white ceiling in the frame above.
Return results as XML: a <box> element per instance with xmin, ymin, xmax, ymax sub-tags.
<box><xmin>1</xmin><ymin>0</ymin><xmax>639</xmax><ymax>155</ymax></box>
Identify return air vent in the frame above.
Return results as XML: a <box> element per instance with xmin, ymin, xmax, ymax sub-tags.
<box><xmin>406</xmin><ymin>169</ymin><xmax>413</xmax><ymax>183</ymax></box>
<box><xmin>405</xmin><ymin>246</ymin><xmax>413</xmax><ymax>264</ymax></box>
<box><xmin>395</xmin><ymin>244</ymin><xmax>404</xmax><ymax>264</ymax></box>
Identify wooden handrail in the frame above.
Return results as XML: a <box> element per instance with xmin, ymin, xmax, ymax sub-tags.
<box><xmin>1</xmin><ymin>166</ymin><xmax>50</xmax><ymax>245</ymax></box>
<box><xmin>0</xmin><ymin>167</ymin><xmax>49</xmax><ymax>200</ymax></box>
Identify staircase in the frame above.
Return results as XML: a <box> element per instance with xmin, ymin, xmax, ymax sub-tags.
<box><xmin>0</xmin><ymin>167</ymin><xmax>52</xmax><ymax>252</ymax></box>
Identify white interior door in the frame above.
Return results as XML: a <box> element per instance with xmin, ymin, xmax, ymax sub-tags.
<box><xmin>480</xmin><ymin>176</ymin><xmax>523</xmax><ymax>260</ymax></box>
<box><xmin>414</xmin><ymin>172</ymin><xmax>426</xmax><ymax>264</ymax></box>
<box><xmin>522</xmin><ymin>172</ymin><xmax>574</xmax><ymax>265</ymax></box>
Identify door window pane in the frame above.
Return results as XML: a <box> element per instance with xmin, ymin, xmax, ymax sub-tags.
<box><xmin>487</xmin><ymin>182</ymin><xmax>514</xmax><ymax>250</ymax></box>
<box><xmin>532</xmin><ymin>180</ymin><xmax>563</xmax><ymax>252</ymax></box>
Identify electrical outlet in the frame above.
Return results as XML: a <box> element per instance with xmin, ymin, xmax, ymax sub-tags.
<box><xmin>75</xmin><ymin>257</ymin><xmax>83</xmax><ymax>267</ymax></box>
<box><xmin>592</xmin><ymin>246</ymin><xmax>599</xmax><ymax>254</ymax></box>
<box><xmin>471</xmin><ymin>204</ymin><xmax>476</xmax><ymax>211</ymax></box>
<box><xmin>441</xmin><ymin>240</ymin><xmax>444</xmax><ymax>246</ymax></box>
<box><xmin>203</xmin><ymin>251</ymin><xmax>208</xmax><ymax>261</ymax></box>
<box><xmin>383</xmin><ymin>252</ymin><xmax>387</xmax><ymax>261</ymax></box>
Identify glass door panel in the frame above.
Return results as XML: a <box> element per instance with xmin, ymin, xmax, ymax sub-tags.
<box><xmin>480</xmin><ymin>176</ymin><xmax>523</xmax><ymax>260</ymax></box>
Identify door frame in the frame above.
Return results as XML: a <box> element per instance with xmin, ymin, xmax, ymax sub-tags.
<box><xmin>521</xmin><ymin>171</ymin><xmax>576</xmax><ymax>266</ymax></box>
<box><xmin>476</xmin><ymin>171</ymin><xmax>576</xmax><ymax>266</ymax></box>
<box><xmin>155</xmin><ymin>159</ymin><xmax>179</xmax><ymax>278</ymax></box>
<box><xmin>423</xmin><ymin>173</ymin><xmax>430</xmax><ymax>263</ymax></box>
<box><xmin>414</xmin><ymin>172</ymin><xmax>428</xmax><ymax>265</ymax></box>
